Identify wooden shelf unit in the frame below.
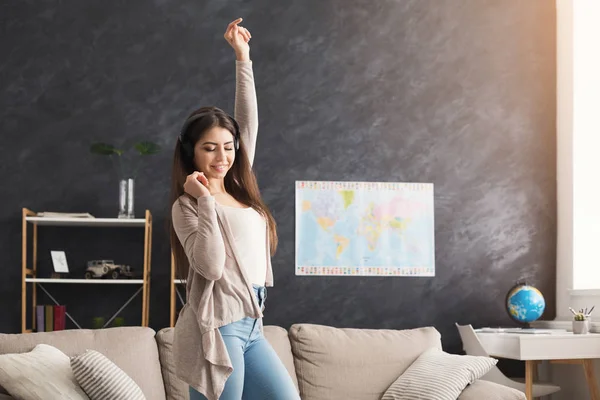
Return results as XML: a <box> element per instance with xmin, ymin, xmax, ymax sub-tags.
<box><xmin>21</xmin><ymin>208</ymin><xmax>153</xmax><ymax>333</ymax></box>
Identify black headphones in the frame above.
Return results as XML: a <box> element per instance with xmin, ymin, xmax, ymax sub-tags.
<box><xmin>178</xmin><ymin>109</ymin><xmax>241</xmax><ymax>160</ymax></box>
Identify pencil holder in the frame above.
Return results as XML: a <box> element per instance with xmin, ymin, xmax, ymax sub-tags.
<box><xmin>573</xmin><ymin>319</ymin><xmax>590</xmax><ymax>334</ymax></box>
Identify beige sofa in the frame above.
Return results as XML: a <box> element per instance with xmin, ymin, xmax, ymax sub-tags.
<box><xmin>0</xmin><ymin>324</ymin><xmax>525</xmax><ymax>400</ymax></box>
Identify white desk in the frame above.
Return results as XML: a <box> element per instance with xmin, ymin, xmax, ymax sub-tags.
<box><xmin>477</xmin><ymin>331</ymin><xmax>600</xmax><ymax>400</ymax></box>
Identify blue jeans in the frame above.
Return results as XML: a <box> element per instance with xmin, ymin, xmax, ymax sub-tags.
<box><xmin>189</xmin><ymin>285</ymin><xmax>300</xmax><ymax>400</ymax></box>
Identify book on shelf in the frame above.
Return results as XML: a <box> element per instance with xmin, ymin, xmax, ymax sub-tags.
<box><xmin>36</xmin><ymin>305</ymin><xmax>44</xmax><ymax>332</ymax></box>
<box><xmin>36</xmin><ymin>212</ymin><xmax>95</xmax><ymax>219</ymax></box>
<box><xmin>36</xmin><ymin>305</ymin><xmax>66</xmax><ymax>332</ymax></box>
<box><xmin>53</xmin><ymin>305</ymin><xmax>66</xmax><ymax>330</ymax></box>
<box><xmin>45</xmin><ymin>305</ymin><xmax>52</xmax><ymax>332</ymax></box>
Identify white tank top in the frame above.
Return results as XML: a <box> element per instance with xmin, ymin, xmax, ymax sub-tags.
<box><xmin>221</xmin><ymin>205</ymin><xmax>268</xmax><ymax>286</ymax></box>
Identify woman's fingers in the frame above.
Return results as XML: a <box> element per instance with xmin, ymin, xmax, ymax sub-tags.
<box><xmin>239</xmin><ymin>27</ymin><xmax>250</xmax><ymax>42</ymax></box>
<box><xmin>237</xmin><ymin>26</ymin><xmax>246</xmax><ymax>42</ymax></box>
<box><xmin>226</xmin><ymin>18</ymin><xmax>242</xmax><ymax>32</ymax></box>
<box><xmin>233</xmin><ymin>25</ymin><xmax>250</xmax><ymax>43</ymax></box>
<box><xmin>226</xmin><ymin>18</ymin><xmax>242</xmax><ymax>36</ymax></box>
<box><xmin>224</xmin><ymin>18</ymin><xmax>251</xmax><ymax>45</ymax></box>
<box><xmin>224</xmin><ymin>18</ymin><xmax>242</xmax><ymax>41</ymax></box>
<box><xmin>196</xmin><ymin>172</ymin><xmax>209</xmax><ymax>186</ymax></box>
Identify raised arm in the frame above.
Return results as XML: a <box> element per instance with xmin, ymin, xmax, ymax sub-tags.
<box><xmin>234</xmin><ymin>61</ymin><xmax>258</xmax><ymax>166</ymax></box>
<box><xmin>225</xmin><ymin>18</ymin><xmax>258</xmax><ymax>166</ymax></box>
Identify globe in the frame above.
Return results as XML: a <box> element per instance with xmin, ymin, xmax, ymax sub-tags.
<box><xmin>506</xmin><ymin>284</ymin><xmax>545</xmax><ymax>324</ymax></box>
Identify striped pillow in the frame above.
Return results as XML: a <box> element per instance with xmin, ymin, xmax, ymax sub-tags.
<box><xmin>381</xmin><ymin>348</ymin><xmax>497</xmax><ymax>400</ymax></box>
<box><xmin>70</xmin><ymin>350</ymin><xmax>146</xmax><ymax>400</ymax></box>
<box><xmin>0</xmin><ymin>344</ymin><xmax>88</xmax><ymax>400</ymax></box>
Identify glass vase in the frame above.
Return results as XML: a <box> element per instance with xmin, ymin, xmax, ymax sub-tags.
<box><xmin>118</xmin><ymin>178</ymin><xmax>135</xmax><ymax>219</ymax></box>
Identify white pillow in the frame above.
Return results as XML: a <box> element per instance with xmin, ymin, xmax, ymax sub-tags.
<box><xmin>70</xmin><ymin>349</ymin><xmax>146</xmax><ymax>400</ymax></box>
<box><xmin>0</xmin><ymin>344</ymin><xmax>89</xmax><ymax>400</ymax></box>
<box><xmin>382</xmin><ymin>348</ymin><xmax>498</xmax><ymax>400</ymax></box>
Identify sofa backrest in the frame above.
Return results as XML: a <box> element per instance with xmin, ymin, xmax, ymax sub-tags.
<box><xmin>289</xmin><ymin>323</ymin><xmax>442</xmax><ymax>400</ymax></box>
<box><xmin>156</xmin><ymin>325</ymin><xmax>299</xmax><ymax>400</ymax></box>
<box><xmin>0</xmin><ymin>324</ymin><xmax>442</xmax><ymax>400</ymax></box>
<box><xmin>0</xmin><ymin>327</ymin><xmax>166</xmax><ymax>400</ymax></box>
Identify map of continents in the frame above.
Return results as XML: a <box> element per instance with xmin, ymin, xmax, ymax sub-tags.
<box><xmin>295</xmin><ymin>181</ymin><xmax>435</xmax><ymax>276</ymax></box>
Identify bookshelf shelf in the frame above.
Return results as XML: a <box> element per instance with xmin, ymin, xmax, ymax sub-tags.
<box><xmin>25</xmin><ymin>216</ymin><xmax>147</xmax><ymax>227</ymax></box>
<box><xmin>21</xmin><ymin>208</ymin><xmax>153</xmax><ymax>333</ymax></box>
<box><xmin>25</xmin><ymin>278</ymin><xmax>144</xmax><ymax>284</ymax></box>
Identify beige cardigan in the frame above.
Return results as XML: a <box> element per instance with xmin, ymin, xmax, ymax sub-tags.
<box><xmin>171</xmin><ymin>61</ymin><xmax>273</xmax><ymax>400</ymax></box>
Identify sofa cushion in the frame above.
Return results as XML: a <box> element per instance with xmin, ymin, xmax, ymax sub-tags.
<box><xmin>156</xmin><ymin>325</ymin><xmax>298</xmax><ymax>400</ymax></box>
<box><xmin>0</xmin><ymin>343</ymin><xmax>88</xmax><ymax>400</ymax></box>
<box><xmin>155</xmin><ymin>328</ymin><xmax>188</xmax><ymax>400</ymax></box>
<box><xmin>381</xmin><ymin>348</ymin><xmax>498</xmax><ymax>400</ymax></box>
<box><xmin>0</xmin><ymin>327</ymin><xmax>165</xmax><ymax>400</ymax></box>
<box><xmin>71</xmin><ymin>349</ymin><xmax>146</xmax><ymax>400</ymax></box>
<box><xmin>289</xmin><ymin>323</ymin><xmax>442</xmax><ymax>400</ymax></box>
<box><xmin>458</xmin><ymin>380</ymin><xmax>526</xmax><ymax>400</ymax></box>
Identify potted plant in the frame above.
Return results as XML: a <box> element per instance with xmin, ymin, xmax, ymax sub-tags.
<box><xmin>570</xmin><ymin>307</ymin><xmax>594</xmax><ymax>334</ymax></box>
<box><xmin>90</xmin><ymin>141</ymin><xmax>161</xmax><ymax>218</ymax></box>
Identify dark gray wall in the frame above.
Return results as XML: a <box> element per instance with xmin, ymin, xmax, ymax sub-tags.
<box><xmin>0</xmin><ymin>0</ymin><xmax>556</xmax><ymax>356</ymax></box>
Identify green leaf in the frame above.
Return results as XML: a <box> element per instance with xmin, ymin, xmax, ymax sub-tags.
<box><xmin>134</xmin><ymin>141</ymin><xmax>161</xmax><ymax>155</ymax></box>
<box><xmin>90</xmin><ymin>143</ymin><xmax>123</xmax><ymax>156</ymax></box>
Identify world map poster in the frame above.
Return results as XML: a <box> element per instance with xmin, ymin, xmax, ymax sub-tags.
<box><xmin>295</xmin><ymin>180</ymin><xmax>435</xmax><ymax>277</ymax></box>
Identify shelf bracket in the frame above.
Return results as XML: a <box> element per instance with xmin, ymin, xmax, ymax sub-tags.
<box><xmin>36</xmin><ymin>284</ymin><xmax>144</xmax><ymax>330</ymax></box>
<box><xmin>103</xmin><ymin>287</ymin><xmax>143</xmax><ymax>328</ymax></box>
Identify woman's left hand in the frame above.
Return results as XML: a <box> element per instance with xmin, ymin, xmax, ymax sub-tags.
<box><xmin>224</xmin><ymin>18</ymin><xmax>251</xmax><ymax>61</ymax></box>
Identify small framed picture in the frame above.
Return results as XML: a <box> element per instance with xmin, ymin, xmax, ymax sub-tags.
<box><xmin>50</xmin><ymin>251</ymin><xmax>69</xmax><ymax>273</ymax></box>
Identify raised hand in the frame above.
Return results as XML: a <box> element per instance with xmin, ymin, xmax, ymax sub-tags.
<box><xmin>183</xmin><ymin>171</ymin><xmax>211</xmax><ymax>199</ymax></box>
<box><xmin>224</xmin><ymin>17</ymin><xmax>251</xmax><ymax>61</ymax></box>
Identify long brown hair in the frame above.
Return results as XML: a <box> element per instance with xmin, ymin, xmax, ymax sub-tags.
<box><xmin>169</xmin><ymin>106</ymin><xmax>278</xmax><ymax>280</ymax></box>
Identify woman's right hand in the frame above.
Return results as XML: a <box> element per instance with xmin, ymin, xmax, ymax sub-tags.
<box><xmin>224</xmin><ymin>18</ymin><xmax>251</xmax><ymax>61</ymax></box>
<box><xmin>183</xmin><ymin>171</ymin><xmax>211</xmax><ymax>199</ymax></box>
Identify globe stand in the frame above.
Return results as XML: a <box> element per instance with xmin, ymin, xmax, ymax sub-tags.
<box><xmin>510</xmin><ymin>320</ymin><xmax>533</xmax><ymax>330</ymax></box>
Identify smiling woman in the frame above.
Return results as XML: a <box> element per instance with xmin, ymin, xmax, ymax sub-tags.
<box><xmin>166</xmin><ymin>18</ymin><xmax>299</xmax><ymax>400</ymax></box>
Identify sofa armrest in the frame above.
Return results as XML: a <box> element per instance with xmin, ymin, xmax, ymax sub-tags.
<box><xmin>459</xmin><ymin>380</ymin><xmax>526</xmax><ymax>400</ymax></box>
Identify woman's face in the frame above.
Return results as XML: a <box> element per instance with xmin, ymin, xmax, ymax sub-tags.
<box><xmin>193</xmin><ymin>125</ymin><xmax>236</xmax><ymax>179</ymax></box>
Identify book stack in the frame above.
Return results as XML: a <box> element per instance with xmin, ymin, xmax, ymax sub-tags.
<box><xmin>36</xmin><ymin>305</ymin><xmax>66</xmax><ymax>332</ymax></box>
<box><xmin>36</xmin><ymin>212</ymin><xmax>95</xmax><ymax>218</ymax></box>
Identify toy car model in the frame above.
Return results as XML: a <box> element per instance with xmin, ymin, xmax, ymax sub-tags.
<box><xmin>84</xmin><ymin>260</ymin><xmax>135</xmax><ymax>279</ymax></box>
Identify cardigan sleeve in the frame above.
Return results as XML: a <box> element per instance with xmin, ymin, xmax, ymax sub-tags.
<box><xmin>172</xmin><ymin>196</ymin><xmax>226</xmax><ymax>281</ymax></box>
<box><xmin>234</xmin><ymin>60</ymin><xmax>259</xmax><ymax>167</ymax></box>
